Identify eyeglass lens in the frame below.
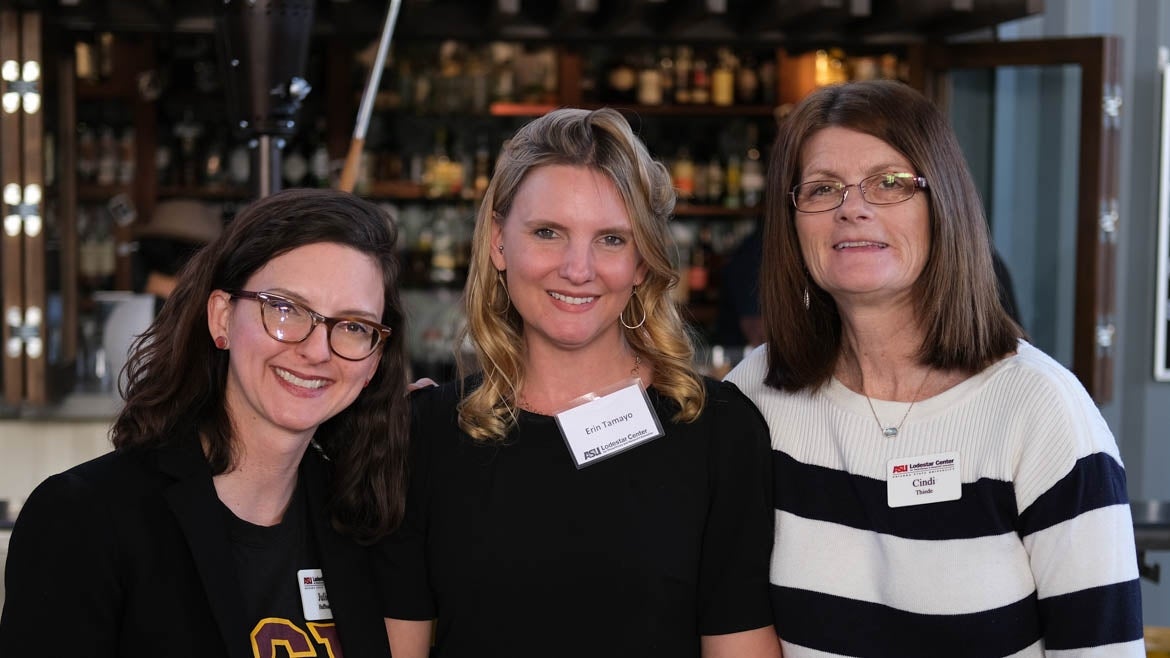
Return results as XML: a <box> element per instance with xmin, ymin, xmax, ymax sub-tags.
<box><xmin>261</xmin><ymin>296</ymin><xmax>382</xmax><ymax>360</ymax></box>
<box><xmin>793</xmin><ymin>172</ymin><xmax>921</xmax><ymax>212</ymax></box>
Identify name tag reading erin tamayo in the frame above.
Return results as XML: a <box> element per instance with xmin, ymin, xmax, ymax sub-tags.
<box><xmin>555</xmin><ymin>379</ymin><xmax>664</xmax><ymax>469</ymax></box>
<box><xmin>887</xmin><ymin>451</ymin><xmax>962</xmax><ymax>508</ymax></box>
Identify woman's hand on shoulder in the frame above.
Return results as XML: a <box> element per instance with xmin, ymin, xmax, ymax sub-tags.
<box><xmin>407</xmin><ymin>378</ymin><xmax>438</xmax><ymax>393</ymax></box>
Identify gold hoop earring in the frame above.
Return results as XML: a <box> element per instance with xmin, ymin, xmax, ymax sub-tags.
<box><xmin>493</xmin><ymin>270</ymin><xmax>512</xmax><ymax>313</ymax></box>
<box><xmin>620</xmin><ymin>286</ymin><xmax>647</xmax><ymax>330</ymax></box>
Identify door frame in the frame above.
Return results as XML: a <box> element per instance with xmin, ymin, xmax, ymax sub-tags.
<box><xmin>923</xmin><ymin>36</ymin><xmax>1121</xmax><ymax>404</ymax></box>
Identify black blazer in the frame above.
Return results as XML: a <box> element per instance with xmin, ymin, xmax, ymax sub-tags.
<box><xmin>0</xmin><ymin>433</ymin><xmax>391</xmax><ymax>658</ymax></box>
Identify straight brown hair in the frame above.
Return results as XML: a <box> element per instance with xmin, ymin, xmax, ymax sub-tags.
<box><xmin>760</xmin><ymin>80</ymin><xmax>1024</xmax><ymax>391</ymax></box>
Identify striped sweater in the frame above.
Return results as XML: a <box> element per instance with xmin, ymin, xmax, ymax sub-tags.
<box><xmin>726</xmin><ymin>340</ymin><xmax>1143</xmax><ymax>657</ymax></box>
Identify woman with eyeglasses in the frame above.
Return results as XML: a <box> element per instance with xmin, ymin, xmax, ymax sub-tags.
<box><xmin>377</xmin><ymin>108</ymin><xmax>778</xmax><ymax>658</ymax></box>
<box><xmin>0</xmin><ymin>188</ymin><xmax>408</xmax><ymax>658</ymax></box>
<box><xmin>726</xmin><ymin>79</ymin><xmax>1143</xmax><ymax>656</ymax></box>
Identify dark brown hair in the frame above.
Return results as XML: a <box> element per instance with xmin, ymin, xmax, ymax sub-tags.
<box><xmin>761</xmin><ymin>80</ymin><xmax>1024</xmax><ymax>391</ymax></box>
<box><xmin>112</xmin><ymin>188</ymin><xmax>410</xmax><ymax>542</ymax></box>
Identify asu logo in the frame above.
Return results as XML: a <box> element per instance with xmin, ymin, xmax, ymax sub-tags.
<box><xmin>583</xmin><ymin>447</ymin><xmax>602</xmax><ymax>460</ymax></box>
<box><xmin>892</xmin><ymin>464</ymin><xmax>908</xmax><ymax>474</ymax></box>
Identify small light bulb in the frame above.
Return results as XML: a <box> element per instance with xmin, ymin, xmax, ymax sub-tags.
<box><xmin>2</xmin><ymin>92</ymin><xmax>19</xmax><ymax>114</ymax></box>
<box><xmin>22</xmin><ymin>60</ymin><xmax>40</xmax><ymax>82</ymax></box>
<box><xmin>24</xmin><ymin>184</ymin><xmax>41</xmax><ymax>205</ymax></box>
<box><xmin>4</xmin><ymin>214</ymin><xmax>21</xmax><ymax>237</ymax></box>
<box><xmin>24</xmin><ymin>214</ymin><xmax>41</xmax><ymax>237</ymax></box>
<box><xmin>1</xmin><ymin>60</ymin><xmax>18</xmax><ymax>82</ymax></box>
<box><xmin>22</xmin><ymin>92</ymin><xmax>40</xmax><ymax>114</ymax></box>
<box><xmin>3</xmin><ymin>183</ymin><xmax>20</xmax><ymax>205</ymax></box>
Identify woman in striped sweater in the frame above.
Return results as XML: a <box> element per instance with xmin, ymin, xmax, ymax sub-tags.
<box><xmin>726</xmin><ymin>79</ymin><xmax>1143</xmax><ymax>657</ymax></box>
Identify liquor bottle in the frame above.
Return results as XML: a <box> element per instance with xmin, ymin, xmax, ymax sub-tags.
<box><xmin>636</xmin><ymin>50</ymin><xmax>664</xmax><ymax>106</ymax></box>
<box><xmin>705</xmin><ymin>157</ymin><xmax>724</xmax><ymax>206</ymax></box>
<box><xmin>607</xmin><ymin>54</ymin><xmax>637</xmax><ymax>104</ymax></box>
<box><xmin>281</xmin><ymin>135</ymin><xmax>308</xmax><ymax>188</ymax></box>
<box><xmin>711</xmin><ymin>48</ymin><xmax>735</xmax><ymax>107</ymax></box>
<box><xmin>741</xmin><ymin>123</ymin><xmax>765</xmax><ymax>208</ymax></box>
<box><xmin>96</xmin><ymin>125</ymin><xmax>118</xmax><ymax>186</ymax></box>
<box><xmin>692</xmin><ymin>159</ymin><xmax>709</xmax><ymax>205</ymax></box>
<box><xmin>307</xmin><ymin>119</ymin><xmax>331</xmax><ymax>188</ymax></box>
<box><xmin>671</xmin><ymin>148</ymin><xmax>696</xmax><ymax>201</ymax></box>
<box><xmin>77</xmin><ymin>124</ymin><xmax>98</xmax><ymax>183</ymax></box>
<box><xmin>690</xmin><ymin>54</ymin><xmax>711</xmax><ymax>105</ymax></box>
<box><xmin>117</xmin><ymin>127</ymin><xmax>136</xmax><ymax>185</ymax></box>
<box><xmin>657</xmin><ymin>46</ymin><xmax>675</xmax><ymax>105</ymax></box>
<box><xmin>758</xmin><ymin>56</ymin><xmax>777</xmax><ymax>105</ymax></box>
<box><xmin>736</xmin><ymin>54</ymin><xmax>760</xmax><ymax>105</ymax></box>
<box><xmin>723</xmin><ymin>153</ymin><xmax>742</xmax><ymax>209</ymax></box>
<box><xmin>429</xmin><ymin>209</ymin><xmax>458</xmax><ymax>286</ymax></box>
<box><xmin>473</xmin><ymin>134</ymin><xmax>491</xmax><ymax>199</ymax></box>
<box><xmin>674</xmin><ymin>46</ymin><xmax>693</xmax><ymax>104</ymax></box>
<box><xmin>227</xmin><ymin>143</ymin><xmax>250</xmax><ymax>187</ymax></box>
<box><xmin>688</xmin><ymin>223</ymin><xmax>717</xmax><ymax>304</ymax></box>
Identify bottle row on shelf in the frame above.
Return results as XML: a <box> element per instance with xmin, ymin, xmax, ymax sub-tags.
<box><xmin>363</xmin><ymin>39</ymin><xmax>908</xmax><ymax>115</ymax></box>
<box><xmin>355</xmin><ymin>115</ymin><xmax>772</xmax><ymax>207</ymax></box>
<box><xmin>667</xmin><ymin>123</ymin><xmax>766</xmax><ymax>210</ymax></box>
<box><xmin>593</xmin><ymin>44</ymin><xmax>777</xmax><ymax>108</ymax></box>
<box><xmin>369</xmin><ymin>41</ymin><xmax>559</xmax><ymax>115</ymax></box>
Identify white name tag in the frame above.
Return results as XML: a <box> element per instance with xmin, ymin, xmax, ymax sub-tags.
<box><xmin>297</xmin><ymin>568</ymin><xmax>333</xmax><ymax>621</ymax></box>
<box><xmin>887</xmin><ymin>451</ymin><xmax>962</xmax><ymax>508</ymax></box>
<box><xmin>555</xmin><ymin>380</ymin><xmax>664</xmax><ymax>469</ymax></box>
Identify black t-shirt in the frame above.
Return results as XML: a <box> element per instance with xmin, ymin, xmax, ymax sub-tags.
<box><xmin>376</xmin><ymin>377</ymin><xmax>774</xmax><ymax>658</ymax></box>
<box><xmin>224</xmin><ymin>481</ymin><xmax>345</xmax><ymax>657</ymax></box>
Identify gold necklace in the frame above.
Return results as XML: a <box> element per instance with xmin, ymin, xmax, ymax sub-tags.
<box><xmin>518</xmin><ymin>355</ymin><xmax>642</xmax><ymax>414</ymax></box>
<box><xmin>860</xmin><ymin>367</ymin><xmax>931</xmax><ymax>438</ymax></box>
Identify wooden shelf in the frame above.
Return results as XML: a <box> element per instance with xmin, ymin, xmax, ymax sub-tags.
<box><xmin>77</xmin><ymin>184</ymin><xmax>133</xmax><ymax>202</ymax></box>
<box><xmin>157</xmin><ymin>184</ymin><xmax>251</xmax><ymax>201</ymax></box>
<box><xmin>598</xmin><ymin>103</ymin><xmax>780</xmax><ymax>118</ymax></box>
<box><xmin>675</xmin><ymin>203</ymin><xmax>762</xmax><ymax>218</ymax></box>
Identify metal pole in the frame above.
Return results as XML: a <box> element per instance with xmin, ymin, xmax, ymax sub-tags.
<box><xmin>338</xmin><ymin>0</ymin><xmax>403</xmax><ymax>193</ymax></box>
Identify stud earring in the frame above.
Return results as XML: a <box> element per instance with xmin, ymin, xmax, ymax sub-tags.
<box><xmin>498</xmin><ymin>244</ymin><xmax>504</xmax><ymax>252</ymax></box>
<box><xmin>214</xmin><ymin>336</ymin><xmax>228</xmax><ymax>350</ymax></box>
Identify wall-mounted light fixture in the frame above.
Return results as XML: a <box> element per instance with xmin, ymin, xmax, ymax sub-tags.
<box><xmin>1</xmin><ymin>57</ymin><xmax>39</xmax><ymax>114</ymax></box>
<box><xmin>3</xmin><ymin>182</ymin><xmax>41</xmax><ymax>238</ymax></box>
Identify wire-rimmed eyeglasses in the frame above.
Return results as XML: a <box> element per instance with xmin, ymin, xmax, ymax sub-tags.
<box><xmin>791</xmin><ymin>172</ymin><xmax>928</xmax><ymax>213</ymax></box>
<box><xmin>226</xmin><ymin>289</ymin><xmax>391</xmax><ymax>361</ymax></box>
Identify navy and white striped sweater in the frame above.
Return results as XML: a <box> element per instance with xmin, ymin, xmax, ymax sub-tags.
<box><xmin>727</xmin><ymin>340</ymin><xmax>1143</xmax><ymax>657</ymax></box>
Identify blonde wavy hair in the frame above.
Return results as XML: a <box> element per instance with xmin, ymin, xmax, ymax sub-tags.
<box><xmin>458</xmin><ymin>107</ymin><xmax>705</xmax><ymax>441</ymax></box>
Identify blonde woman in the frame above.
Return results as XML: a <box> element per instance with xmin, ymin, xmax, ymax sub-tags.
<box><xmin>378</xmin><ymin>108</ymin><xmax>779</xmax><ymax>658</ymax></box>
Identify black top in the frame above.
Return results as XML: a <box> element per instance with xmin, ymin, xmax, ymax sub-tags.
<box><xmin>376</xmin><ymin>377</ymin><xmax>774</xmax><ymax>658</ymax></box>
<box><xmin>0</xmin><ymin>434</ymin><xmax>391</xmax><ymax>658</ymax></box>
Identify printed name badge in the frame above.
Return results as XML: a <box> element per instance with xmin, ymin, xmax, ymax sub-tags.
<box><xmin>297</xmin><ymin>568</ymin><xmax>333</xmax><ymax>621</ymax></box>
<box><xmin>887</xmin><ymin>451</ymin><xmax>962</xmax><ymax>508</ymax></box>
<box><xmin>555</xmin><ymin>379</ymin><xmax>664</xmax><ymax>469</ymax></box>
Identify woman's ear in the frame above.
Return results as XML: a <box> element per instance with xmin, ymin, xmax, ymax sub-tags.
<box><xmin>489</xmin><ymin>218</ymin><xmax>506</xmax><ymax>272</ymax></box>
<box><xmin>207</xmin><ymin>290</ymin><xmax>233</xmax><ymax>345</ymax></box>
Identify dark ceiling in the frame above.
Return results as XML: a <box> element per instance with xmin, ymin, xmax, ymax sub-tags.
<box><xmin>24</xmin><ymin>0</ymin><xmax>1043</xmax><ymax>46</ymax></box>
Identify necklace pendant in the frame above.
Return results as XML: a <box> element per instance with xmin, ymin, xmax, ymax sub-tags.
<box><xmin>882</xmin><ymin>427</ymin><xmax>899</xmax><ymax>438</ymax></box>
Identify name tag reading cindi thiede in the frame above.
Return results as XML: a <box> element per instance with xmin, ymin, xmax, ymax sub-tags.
<box><xmin>887</xmin><ymin>451</ymin><xmax>962</xmax><ymax>508</ymax></box>
<box><xmin>555</xmin><ymin>379</ymin><xmax>664</xmax><ymax>469</ymax></box>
